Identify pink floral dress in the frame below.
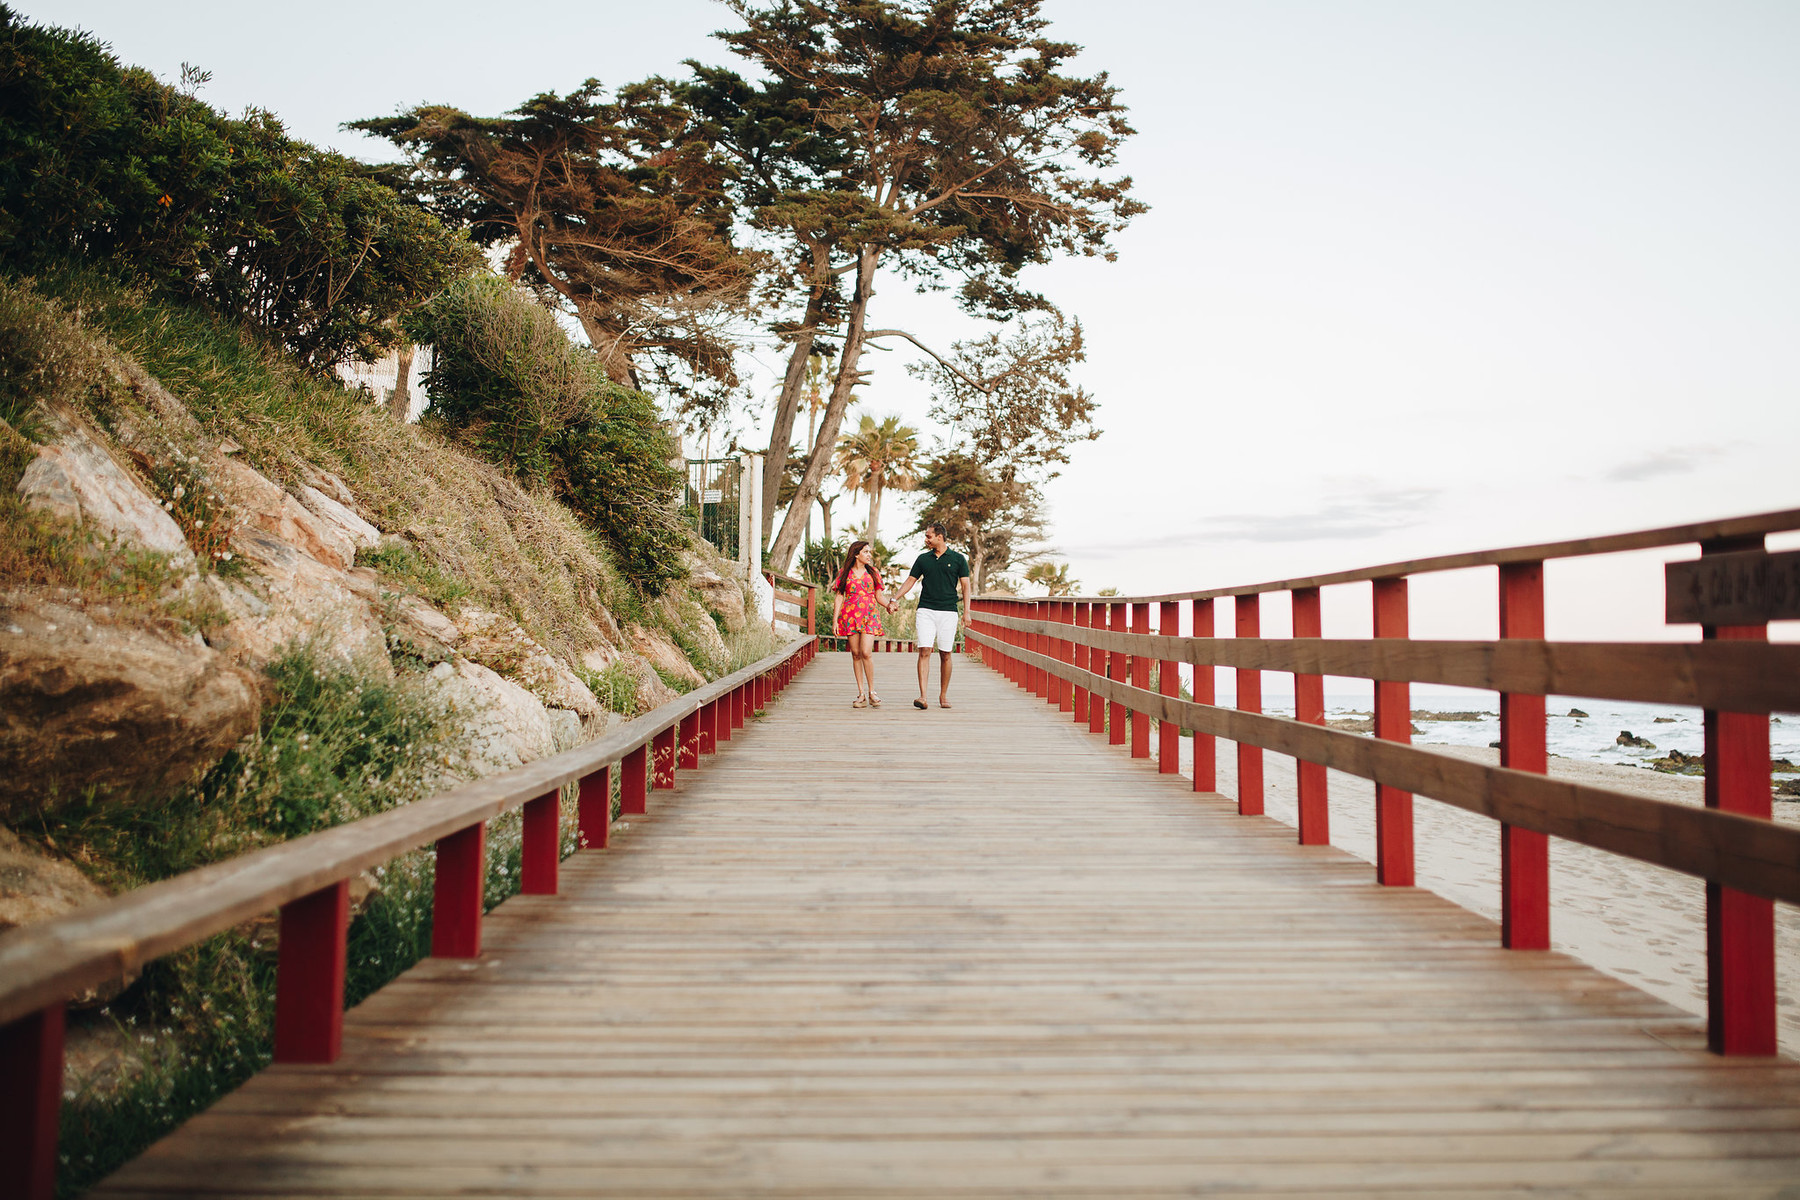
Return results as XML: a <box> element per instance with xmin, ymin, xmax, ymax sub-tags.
<box><xmin>834</xmin><ymin>567</ymin><xmax>885</xmax><ymax>636</ymax></box>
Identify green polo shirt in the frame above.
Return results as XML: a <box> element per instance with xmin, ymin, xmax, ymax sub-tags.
<box><xmin>910</xmin><ymin>548</ymin><xmax>970</xmax><ymax>612</ymax></box>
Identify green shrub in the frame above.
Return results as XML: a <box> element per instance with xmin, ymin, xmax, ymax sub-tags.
<box><xmin>29</xmin><ymin>647</ymin><xmax>468</xmax><ymax>1196</ymax></box>
<box><xmin>0</xmin><ymin>7</ymin><xmax>475</xmax><ymax>366</ymax></box>
<box><xmin>407</xmin><ymin>275</ymin><xmax>687</xmax><ymax>593</ymax></box>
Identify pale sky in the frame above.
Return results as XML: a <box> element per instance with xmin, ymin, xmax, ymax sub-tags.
<box><xmin>22</xmin><ymin>0</ymin><xmax>1800</xmax><ymax>642</ymax></box>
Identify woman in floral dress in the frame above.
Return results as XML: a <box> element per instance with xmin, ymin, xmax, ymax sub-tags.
<box><xmin>833</xmin><ymin>539</ymin><xmax>894</xmax><ymax>707</ymax></box>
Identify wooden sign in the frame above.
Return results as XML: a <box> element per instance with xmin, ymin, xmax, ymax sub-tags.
<box><xmin>1666</xmin><ymin>549</ymin><xmax>1800</xmax><ymax>624</ymax></box>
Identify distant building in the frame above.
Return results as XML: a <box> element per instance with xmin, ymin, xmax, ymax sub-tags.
<box><xmin>336</xmin><ymin>345</ymin><xmax>434</xmax><ymax>422</ymax></box>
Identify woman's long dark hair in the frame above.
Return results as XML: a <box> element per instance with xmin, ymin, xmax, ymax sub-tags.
<box><xmin>832</xmin><ymin>540</ymin><xmax>881</xmax><ymax>594</ymax></box>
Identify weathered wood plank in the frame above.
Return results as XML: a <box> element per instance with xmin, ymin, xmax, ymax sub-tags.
<box><xmin>87</xmin><ymin>658</ymin><xmax>1800</xmax><ymax>1198</ymax></box>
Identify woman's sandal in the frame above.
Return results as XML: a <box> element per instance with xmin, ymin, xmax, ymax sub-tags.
<box><xmin>869</xmin><ymin>692</ymin><xmax>882</xmax><ymax>707</ymax></box>
<box><xmin>852</xmin><ymin>694</ymin><xmax>869</xmax><ymax>708</ymax></box>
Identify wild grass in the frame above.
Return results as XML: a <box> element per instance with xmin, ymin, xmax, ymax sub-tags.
<box><xmin>356</xmin><ymin>540</ymin><xmax>470</xmax><ymax>608</ymax></box>
<box><xmin>29</xmin><ymin>644</ymin><xmax>593</xmax><ymax>1197</ymax></box>
<box><xmin>577</xmin><ymin>660</ymin><xmax>641</xmax><ymax>717</ymax></box>
<box><xmin>12</xmin><ymin>266</ymin><xmax>635</xmax><ymax>666</ymax></box>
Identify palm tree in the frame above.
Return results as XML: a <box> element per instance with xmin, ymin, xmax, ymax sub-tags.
<box><xmin>1024</xmin><ymin>562</ymin><xmax>1078</xmax><ymax>596</ymax></box>
<box><xmin>834</xmin><ymin>414</ymin><xmax>921</xmax><ymax>549</ymax></box>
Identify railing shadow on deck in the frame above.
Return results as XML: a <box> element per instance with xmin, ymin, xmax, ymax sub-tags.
<box><xmin>0</xmin><ymin>637</ymin><xmax>817</xmax><ymax>1200</ymax></box>
<box><xmin>969</xmin><ymin>506</ymin><xmax>1800</xmax><ymax>1062</ymax></box>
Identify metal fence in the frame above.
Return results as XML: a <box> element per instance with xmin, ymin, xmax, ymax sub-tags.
<box><xmin>683</xmin><ymin>457</ymin><xmax>741</xmax><ymax>558</ymax></box>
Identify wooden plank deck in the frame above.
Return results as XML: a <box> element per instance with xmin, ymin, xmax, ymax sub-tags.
<box><xmin>93</xmin><ymin>653</ymin><xmax>1800</xmax><ymax>1197</ymax></box>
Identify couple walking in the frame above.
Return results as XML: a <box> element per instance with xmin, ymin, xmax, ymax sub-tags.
<box><xmin>832</xmin><ymin>523</ymin><xmax>971</xmax><ymax>711</ymax></box>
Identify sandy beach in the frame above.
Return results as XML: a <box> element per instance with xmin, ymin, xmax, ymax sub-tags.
<box><xmin>1180</xmin><ymin>736</ymin><xmax>1800</xmax><ymax>1047</ymax></box>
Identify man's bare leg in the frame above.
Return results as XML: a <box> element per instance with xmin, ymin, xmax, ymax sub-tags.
<box><xmin>938</xmin><ymin>649</ymin><xmax>954</xmax><ymax>707</ymax></box>
<box><xmin>914</xmin><ymin>648</ymin><xmax>931</xmax><ymax>709</ymax></box>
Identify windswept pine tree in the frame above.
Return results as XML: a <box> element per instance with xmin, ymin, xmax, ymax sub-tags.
<box><xmin>713</xmin><ymin>0</ymin><xmax>1142</xmax><ymax>572</ymax></box>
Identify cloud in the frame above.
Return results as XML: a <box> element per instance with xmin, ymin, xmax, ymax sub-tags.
<box><xmin>1064</xmin><ymin>486</ymin><xmax>1440</xmax><ymax>557</ymax></box>
<box><xmin>1602</xmin><ymin>446</ymin><xmax>1725</xmax><ymax>483</ymax></box>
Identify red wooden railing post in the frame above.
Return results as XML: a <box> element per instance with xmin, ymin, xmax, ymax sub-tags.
<box><xmin>653</xmin><ymin>725</ymin><xmax>677</xmax><ymax>789</ymax></box>
<box><xmin>1074</xmin><ymin>601</ymin><xmax>1092</xmax><ymax>725</ymax></box>
<box><xmin>578</xmin><ymin>766</ymin><xmax>611</xmax><ymax>849</ymax></box>
<box><xmin>1015</xmin><ymin>600</ymin><xmax>1029</xmax><ymax>683</ymax></box>
<box><xmin>274</xmin><ymin>879</ymin><xmax>349</xmax><ymax>1063</ymax></box>
<box><xmin>700</xmin><ymin>700</ymin><xmax>718</xmax><ymax>756</ymax></box>
<box><xmin>1193</xmin><ymin>598</ymin><xmax>1216</xmax><ymax>793</ymax></box>
<box><xmin>521</xmin><ymin>788</ymin><xmax>560</xmax><ymax>896</ymax></box>
<box><xmin>1499</xmin><ymin>563</ymin><xmax>1549</xmax><ymax>948</ymax></box>
<box><xmin>0</xmin><ymin>1004</ymin><xmax>64</xmax><ymax>1200</ymax></box>
<box><xmin>679</xmin><ymin>710</ymin><xmax>701</xmax><ymax>770</ymax></box>
<box><xmin>432</xmin><ymin>822</ymin><xmax>486</xmax><ymax>957</ymax></box>
<box><xmin>1158</xmin><ymin>600</ymin><xmax>1180</xmax><ymax>774</ymax></box>
<box><xmin>1130</xmin><ymin>602</ymin><xmax>1151</xmax><ymax>759</ymax></box>
<box><xmin>1372</xmin><ymin>578</ymin><xmax>1414</xmax><ymax>886</ymax></box>
<box><xmin>1057</xmin><ymin>601</ymin><xmax>1075</xmax><ymax>713</ymax></box>
<box><xmin>1108</xmin><ymin>601</ymin><xmax>1128</xmax><ymax>745</ymax></box>
<box><xmin>1235</xmin><ymin>593</ymin><xmax>1264</xmax><ymax>815</ymax></box>
<box><xmin>1292</xmin><ymin>587</ymin><xmax>1329</xmax><ymax>845</ymax></box>
<box><xmin>621</xmin><ymin>745</ymin><xmax>648</xmax><ymax>815</ymax></box>
<box><xmin>1702</xmin><ymin>536</ymin><xmax>1776</xmax><ymax>1056</ymax></box>
<box><xmin>731</xmin><ymin>683</ymin><xmax>746</xmax><ymax>731</ymax></box>
<box><xmin>1034</xmin><ymin>601</ymin><xmax>1051</xmax><ymax>702</ymax></box>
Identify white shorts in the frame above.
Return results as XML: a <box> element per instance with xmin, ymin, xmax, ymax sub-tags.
<box><xmin>915</xmin><ymin>607</ymin><xmax>960</xmax><ymax>652</ymax></box>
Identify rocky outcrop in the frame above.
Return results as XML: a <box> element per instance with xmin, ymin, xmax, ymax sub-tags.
<box><xmin>431</xmin><ymin>658</ymin><xmax>569</xmax><ymax>772</ymax></box>
<box><xmin>630</xmin><ymin>624</ymin><xmax>706</xmax><ymax>689</ymax></box>
<box><xmin>207</xmin><ymin>526</ymin><xmax>389</xmax><ymax>671</ymax></box>
<box><xmin>16</xmin><ymin>410</ymin><xmax>196</xmax><ymax>569</ymax></box>
<box><xmin>0</xmin><ymin>825</ymin><xmax>110</xmax><ymax>934</ymax></box>
<box><xmin>209</xmin><ymin>455</ymin><xmax>355</xmax><ymax>570</ymax></box>
<box><xmin>0</xmin><ymin>826</ymin><xmax>125</xmax><ymax>1004</ymax></box>
<box><xmin>684</xmin><ymin>550</ymin><xmax>747</xmax><ymax>633</ymax></box>
<box><xmin>451</xmin><ymin>608</ymin><xmax>603</xmax><ymax>721</ymax></box>
<box><xmin>297</xmin><ymin>485</ymin><xmax>381</xmax><ymax>554</ymax></box>
<box><xmin>1616</xmin><ymin>730</ymin><xmax>1656</xmax><ymax>750</ymax></box>
<box><xmin>0</xmin><ymin>596</ymin><xmax>262</xmax><ymax>817</ymax></box>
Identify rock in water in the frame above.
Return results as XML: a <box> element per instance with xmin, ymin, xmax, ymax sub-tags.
<box><xmin>1615</xmin><ymin>730</ymin><xmax>1656</xmax><ymax>749</ymax></box>
<box><xmin>0</xmin><ymin>599</ymin><xmax>261</xmax><ymax>818</ymax></box>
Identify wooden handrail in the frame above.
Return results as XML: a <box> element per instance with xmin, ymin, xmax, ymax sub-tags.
<box><xmin>974</xmin><ymin>611</ymin><xmax>1800</xmax><ymax>713</ymax></box>
<box><xmin>966</xmin><ymin>505</ymin><xmax>1798</xmax><ymax>1060</ymax></box>
<box><xmin>0</xmin><ymin>639</ymin><xmax>814</xmax><ymax>1030</ymax></box>
<box><xmin>967</xmin><ymin>629</ymin><xmax>1800</xmax><ymax>904</ymax></box>
<box><xmin>993</xmin><ymin>506</ymin><xmax>1800</xmax><ymax>604</ymax></box>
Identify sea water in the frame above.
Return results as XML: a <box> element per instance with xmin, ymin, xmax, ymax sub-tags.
<box><xmin>1210</xmin><ymin>677</ymin><xmax>1800</xmax><ymax>778</ymax></box>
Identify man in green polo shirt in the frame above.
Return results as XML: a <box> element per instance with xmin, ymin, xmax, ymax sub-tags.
<box><xmin>888</xmin><ymin>522</ymin><xmax>971</xmax><ymax>709</ymax></box>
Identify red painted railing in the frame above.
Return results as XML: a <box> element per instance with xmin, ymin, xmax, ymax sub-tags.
<box><xmin>968</xmin><ymin>507</ymin><xmax>1800</xmax><ymax>1059</ymax></box>
<box><xmin>0</xmin><ymin>638</ymin><xmax>817</xmax><ymax>1200</ymax></box>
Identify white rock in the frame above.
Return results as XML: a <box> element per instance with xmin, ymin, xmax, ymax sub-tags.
<box><xmin>629</xmin><ymin>623</ymin><xmax>707</xmax><ymax>688</ymax></box>
<box><xmin>452</xmin><ymin>608</ymin><xmax>603</xmax><ymax>720</ymax></box>
<box><xmin>432</xmin><ymin>658</ymin><xmax>560</xmax><ymax>774</ymax></box>
<box><xmin>683</xmin><ymin>549</ymin><xmax>747</xmax><ymax>633</ymax></box>
<box><xmin>16</xmin><ymin>428</ymin><xmax>195</xmax><ymax>570</ymax></box>
<box><xmin>210</xmin><ymin>456</ymin><xmax>354</xmax><ymax>570</ymax></box>
<box><xmin>547</xmin><ymin>708</ymin><xmax>584</xmax><ymax>752</ymax></box>
<box><xmin>396</xmin><ymin>595</ymin><xmax>461</xmax><ymax>646</ymax></box>
<box><xmin>210</xmin><ymin>526</ymin><xmax>389</xmax><ymax>673</ymax></box>
<box><xmin>298</xmin><ymin>485</ymin><xmax>381</xmax><ymax>551</ymax></box>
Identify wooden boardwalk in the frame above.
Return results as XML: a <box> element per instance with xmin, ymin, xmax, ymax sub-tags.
<box><xmin>95</xmin><ymin>654</ymin><xmax>1800</xmax><ymax>1197</ymax></box>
